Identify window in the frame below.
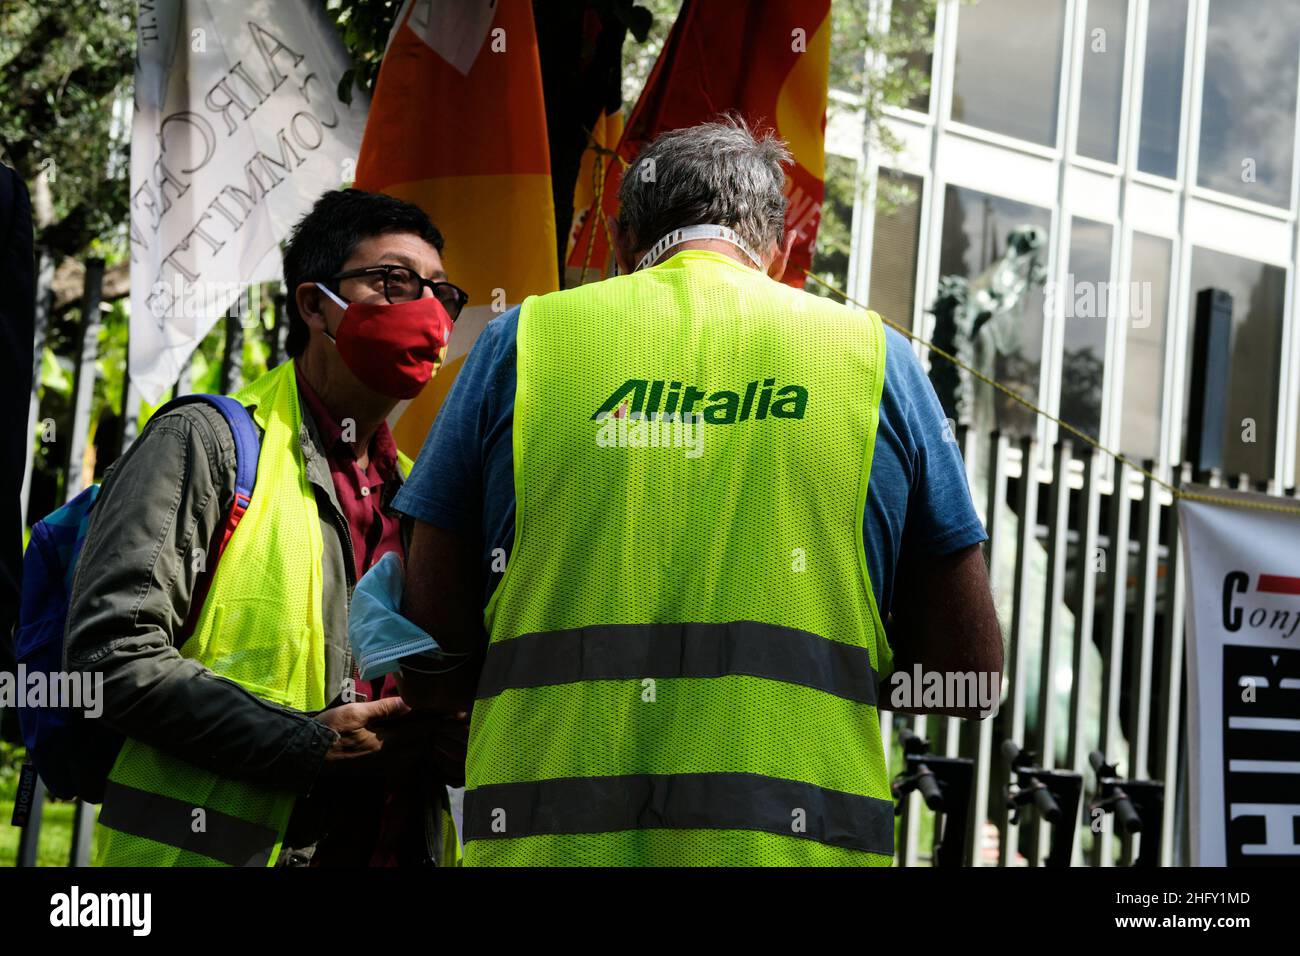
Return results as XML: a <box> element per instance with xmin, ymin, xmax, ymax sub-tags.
<box><xmin>1119</xmin><ymin>233</ymin><xmax>1172</xmax><ymax>462</ymax></box>
<box><xmin>1183</xmin><ymin>248</ymin><xmax>1286</xmax><ymax>479</ymax></box>
<box><xmin>809</xmin><ymin>154</ymin><xmax>858</xmax><ymax>300</ymax></box>
<box><xmin>938</xmin><ymin>184</ymin><xmax>1053</xmax><ymax>436</ymax></box>
<box><xmin>951</xmin><ymin>0</ymin><xmax>1067</xmax><ymax>147</ymax></box>
<box><xmin>1295</xmin><ymin>397</ymin><xmax>1300</xmax><ymax>490</ymax></box>
<box><xmin>891</xmin><ymin>0</ymin><xmax>935</xmax><ymax>113</ymax></box>
<box><xmin>1197</xmin><ymin>0</ymin><xmax>1300</xmax><ymax>207</ymax></box>
<box><xmin>1136</xmin><ymin>0</ymin><xmax>1188</xmax><ymax>178</ymax></box>
<box><xmin>1076</xmin><ymin>0</ymin><xmax>1128</xmax><ymax>164</ymax></box>
<box><xmin>1060</xmin><ymin>218</ymin><xmax>1114</xmax><ymax>444</ymax></box>
<box><xmin>868</xmin><ymin>169</ymin><xmax>924</xmax><ymax>331</ymax></box>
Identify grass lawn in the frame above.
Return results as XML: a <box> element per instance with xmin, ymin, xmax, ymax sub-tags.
<box><xmin>0</xmin><ymin>741</ymin><xmax>100</xmax><ymax>866</ymax></box>
<box><xmin>0</xmin><ymin>797</ymin><xmax>99</xmax><ymax>867</ymax></box>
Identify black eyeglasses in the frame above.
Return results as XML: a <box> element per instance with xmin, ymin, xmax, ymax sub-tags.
<box><xmin>329</xmin><ymin>265</ymin><xmax>469</xmax><ymax>321</ymax></box>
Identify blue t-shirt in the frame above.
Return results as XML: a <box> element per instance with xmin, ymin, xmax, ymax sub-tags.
<box><xmin>394</xmin><ymin>306</ymin><xmax>987</xmax><ymax>624</ymax></box>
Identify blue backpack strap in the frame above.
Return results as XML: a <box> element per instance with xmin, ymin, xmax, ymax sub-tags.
<box><xmin>197</xmin><ymin>394</ymin><xmax>260</xmax><ymax>520</ymax></box>
<box><xmin>156</xmin><ymin>394</ymin><xmax>260</xmax><ymax>507</ymax></box>
<box><xmin>157</xmin><ymin>394</ymin><xmax>261</xmax><ymax>642</ymax></box>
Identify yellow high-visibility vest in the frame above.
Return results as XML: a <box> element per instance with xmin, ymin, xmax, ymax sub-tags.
<box><xmin>464</xmin><ymin>249</ymin><xmax>895</xmax><ymax>866</ymax></box>
<box><xmin>95</xmin><ymin>359</ymin><xmax>455</xmax><ymax>866</ymax></box>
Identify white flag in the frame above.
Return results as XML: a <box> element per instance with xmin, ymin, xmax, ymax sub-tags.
<box><xmin>1179</xmin><ymin>486</ymin><xmax>1300</xmax><ymax>866</ymax></box>
<box><xmin>129</xmin><ymin>0</ymin><xmax>368</xmax><ymax>403</ymax></box>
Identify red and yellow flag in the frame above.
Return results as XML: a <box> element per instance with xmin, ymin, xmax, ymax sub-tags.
<box><xmin>355</xmin><ymin>0</ymin><xmax>558</xmax><ymax>450</ymax></box>
<box><xmin>567</xmin><ymin>0</ymin><xmax>831</xmax><ymax>287</ymax></box>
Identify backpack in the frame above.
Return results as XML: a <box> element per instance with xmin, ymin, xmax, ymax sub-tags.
<box><xmin>15</xmin><ymin>394</ymin><xmax>261</xmax><ymax>803</ymax></box>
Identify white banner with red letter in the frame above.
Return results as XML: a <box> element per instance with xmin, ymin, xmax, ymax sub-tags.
<box><xmin>1179</xmin><ymin>487</ymin><xmax>1300</xmax><ymax>866</ymax></box>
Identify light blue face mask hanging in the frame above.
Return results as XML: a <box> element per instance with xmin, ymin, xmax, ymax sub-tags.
<box><xmin>348</xmin><ymin>552</ymin><xmax>468</xmax><ymax>681</ymax></box>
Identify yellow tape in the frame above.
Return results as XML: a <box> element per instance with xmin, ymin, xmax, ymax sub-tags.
<box><xmin>802</xmin><ymin>269</ymin><xmax>1300</xmax><ymax>517</ymax></box>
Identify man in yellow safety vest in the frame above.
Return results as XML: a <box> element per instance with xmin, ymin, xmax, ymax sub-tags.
<box><xmin>390</xmin><ymin>117</ymin><xmax>1003</xmax><ymax>866</ymax></box>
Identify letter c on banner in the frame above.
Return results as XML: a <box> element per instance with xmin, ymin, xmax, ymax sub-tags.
<box><xmin>1222</xmin><ymin>571</ymin><xmax>1248</xmax><ymax>632</ymax></box>
<box><xmin>158</xmin><ymin>110</ymin><xmax>217</xmax><ymax>175</ymax></box>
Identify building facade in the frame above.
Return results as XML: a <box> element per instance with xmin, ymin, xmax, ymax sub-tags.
<box><xmin>828</xmin><ymin>0</ymin><xmax>1300</xmax><ymax>490</ymax></box>
<box><xmin>809</xmin><ymin>0</ymin><xmax>1300</xmax><ymax>864</ymax></box>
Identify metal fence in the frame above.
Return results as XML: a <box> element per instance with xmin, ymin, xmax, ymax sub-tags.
<box><xmin>889</xmin><ymin>423</ymin><xmax>1288</xmax><ymax>866</ymax></box>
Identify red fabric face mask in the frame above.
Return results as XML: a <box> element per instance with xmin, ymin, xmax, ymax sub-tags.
<box><xmin>316</xmin><ymin>283</ymin><xmax>453</xmax><ymax>399</ymax></box>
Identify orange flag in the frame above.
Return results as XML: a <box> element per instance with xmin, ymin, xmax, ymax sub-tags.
<box><xmin>355</xmin><ymin>0</ymin><xmax>558</xmax><ymax>451</ymax></box>
<box><xmin>567</xmin><ymin>0</ymin><xmax>831</xmax><ymax>288</ymax></box>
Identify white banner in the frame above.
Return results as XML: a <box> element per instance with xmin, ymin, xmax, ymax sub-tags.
<box><xmin>1179</xmin><ymin>486</ymin><xmax>1300</xmax><ymax>866</ymax></box>
<box><xmin>130</xmin><ymin>0</ymin><xmax>368</xmax><ymax>403</ymax></box>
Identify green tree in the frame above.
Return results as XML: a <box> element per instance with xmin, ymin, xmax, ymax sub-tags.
<box><xmin>811</xmin><ymin>2</ymin><xmax>943</xmax><ymax>299</ymax></box>
<box><xmin>0</xmin><ymin>1</ymin><xmax>133</xmax><ymax>260</ymax></box>
<box><xmin>2</xmin><ymin>2</ymin><xmax>134</xmax><ymax>512</ymax></box>
<box><xmin>832</xmin><ymin>0</ymin><xmax>940</xmax><ymax>180</ymax></box>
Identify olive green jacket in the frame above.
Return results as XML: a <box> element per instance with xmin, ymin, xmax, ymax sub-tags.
<box><xmin>65</xmin><ymin>389</ymin><xmax>439</xmax><ymax>865</ymax></box>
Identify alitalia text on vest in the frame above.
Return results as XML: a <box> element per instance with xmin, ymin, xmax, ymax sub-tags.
<box><xmin>592</xmin><ymin>377</ymin><xmax>808</xmax><ymax>424</ymax></box>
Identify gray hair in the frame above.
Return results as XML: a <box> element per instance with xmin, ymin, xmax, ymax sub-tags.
<box><xmin>617</xmin><ymin>116</ymin><xmax>792</xmax><ymax>257</ymax></box>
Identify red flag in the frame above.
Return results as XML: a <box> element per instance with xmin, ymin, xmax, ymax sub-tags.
<box><xmin>567</xmin><ymin>0</ymin><xmax>831</xmax><ymax>287</ymax></box>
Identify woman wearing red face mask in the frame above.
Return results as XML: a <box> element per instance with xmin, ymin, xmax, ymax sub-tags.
<box><xmin>70</xmin><ymin>189</ymin><xmax>473</xmax><ymax>869</ymax></box>
<box><xmin>313</xmin><ymin>267</ymin><xmax>457</xmax><ymax>400</ymax></box>
<box><xmin>286</xmin><ymin>199</ymin><xmax>473</xmax><ymax>867</ymax></box>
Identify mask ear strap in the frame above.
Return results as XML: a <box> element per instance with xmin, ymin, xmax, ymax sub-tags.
<box><xmin>315</xmin><ymin>281</ymin><xmax>349</xmax><ymax>310</ymax></box>
<box><xmin>313</xmin><ymin>282</ymin><xmax>348</xmax><ymax>344</ymax></box>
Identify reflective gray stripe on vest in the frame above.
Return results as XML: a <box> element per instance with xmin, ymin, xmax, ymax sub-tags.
<box><xmin>98</xmin><ymin>780</ymin><xmax>280</xmax><ymax>867</ymax></box>
<box><xmin>477</xmin><ymin>620</ymin><xmax>878</xmax><ymax>704</ymax></box>
<box><xmin>463</xmin><ymin>772</ymin><xmax>894</xmax><ymax>855</ymax></box>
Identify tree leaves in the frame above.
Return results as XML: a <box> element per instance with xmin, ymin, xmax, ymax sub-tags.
<box><xmin>0</xmin><ymin>1</ymin><xmax>133</xmax><ymax>260</ymax></box>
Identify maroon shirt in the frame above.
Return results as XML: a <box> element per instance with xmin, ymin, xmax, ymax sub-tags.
<box><xmin>295</xmin><ymin>367</ymin><xmax>414</xmax><ymax>866</ymax></box>
<box><xmin>294</xmin><ymin>365</ymin><xmax>404</xmax><ymax>580</ymax></box>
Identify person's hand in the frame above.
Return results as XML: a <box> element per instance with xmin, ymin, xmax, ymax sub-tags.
<box><xmin>314</xmin><ymin>697</ymin><xmax>472</xmax><ymax>785</ymax></box>
<box><xmin>315</xmin><ymin>696</ymin><xmax>424</xmax><ymax>775</ymax></box>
